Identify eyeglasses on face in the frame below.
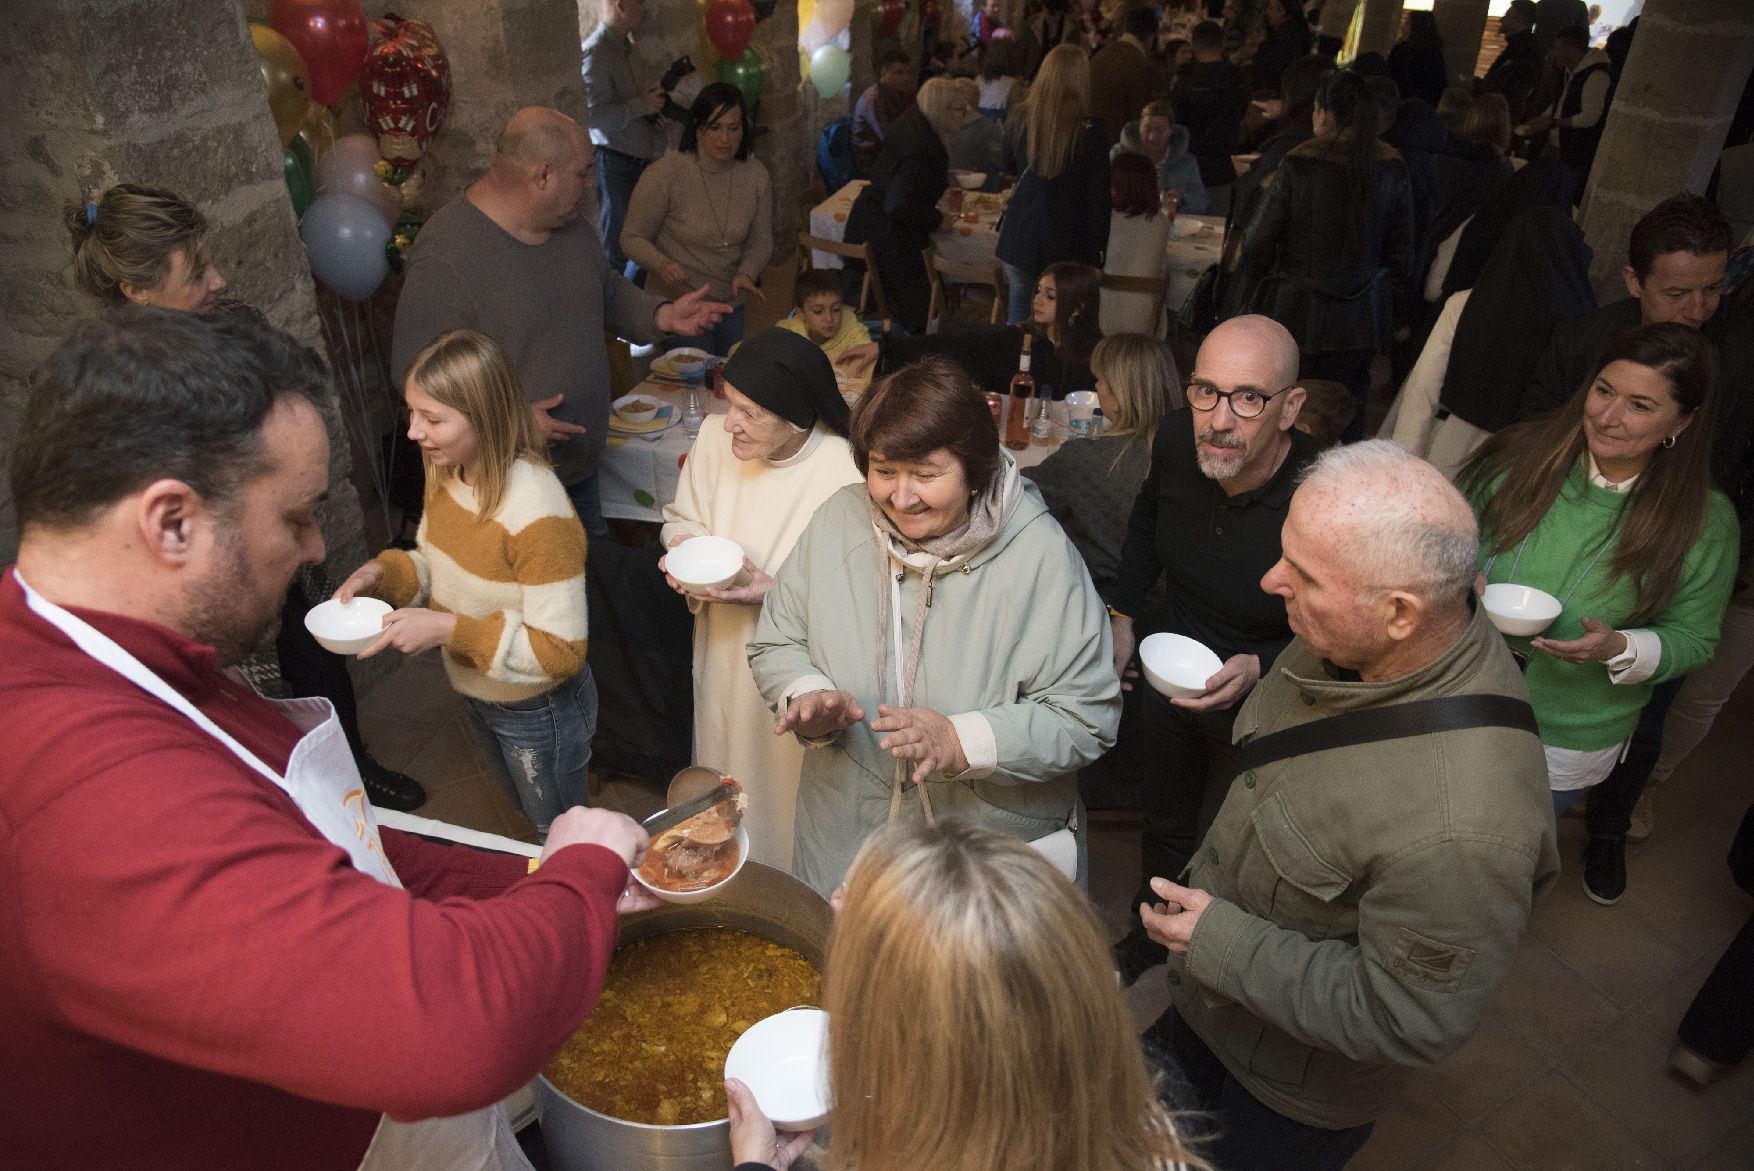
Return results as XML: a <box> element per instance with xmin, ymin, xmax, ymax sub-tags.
<box><xmin>1185</xmin><ymin>378</ymin><xmax>1294</xmax><ymax>419</ymax></box>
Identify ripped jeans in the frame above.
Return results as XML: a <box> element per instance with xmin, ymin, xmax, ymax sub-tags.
<box><xmin>462</xmin><ymin>668</ymin><xmax>597</xmax><ymax>835</ymax></box>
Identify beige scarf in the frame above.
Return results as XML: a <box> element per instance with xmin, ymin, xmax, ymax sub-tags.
<box><xmin>865</xmin><ymin>453</ymin><xmax>1023</xmax><ymax>822</ymax></box>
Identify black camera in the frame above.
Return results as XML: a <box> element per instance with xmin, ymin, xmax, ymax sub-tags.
<box><xmin>658</xmin><ymin>55</ymin><xmax>696</xmax><ymax>122</ymax></box>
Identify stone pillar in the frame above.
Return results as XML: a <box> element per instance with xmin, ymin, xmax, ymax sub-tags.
<box><xmin>1432</xmin><ymin>0</ymin><xmax>1491</xmax><ymax>86</ymax></box>
<box><xmin>1578</xmin><ymin>0</ymin><xmax>1754</xmax><ymax>294</ymax></box>
<box><xmin>0</xmin><ymin>0</ymin><xmax>364</xmax><ymax>573</ymax></box>
<box><xmin>1351</xmin><ymin>0</ymin><xmax>1405</xmax><ymax>60</ymax></box>
<box><xmin>389</xmin><ymin>0</ymin><xmax>589</xmax><ymax>215</ymax></box>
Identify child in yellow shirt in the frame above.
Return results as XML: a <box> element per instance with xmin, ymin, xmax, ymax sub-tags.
<box><xmin>776</xmin><ymin>269</ymin><xmax>872</xmax><ymax>359</ymax></box>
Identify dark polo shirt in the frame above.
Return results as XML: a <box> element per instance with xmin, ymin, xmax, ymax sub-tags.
<box><xmin>1109</xmin><ymin>408</ymin><xmax>1319</xmax><ymax>667</ymax></box>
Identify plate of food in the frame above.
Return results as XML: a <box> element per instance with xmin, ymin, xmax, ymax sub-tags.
<box><xmin>650</xmin><ymin>347</ymin><xmax>715</xmax><ymax>382</ymax></box>
<box><xmin>608</xmin><ymin>402</ymin><xmax>680</xmax><ymax>434</ymax></box>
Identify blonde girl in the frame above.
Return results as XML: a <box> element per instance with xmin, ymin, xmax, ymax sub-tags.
<box><xmin>1024</xmin><ymin>332</ymin><xmax>1180</xmax><ymax>594</ymax></box>
<box><xmin>727</xmin><ymin>820</ymin><xmax>1203</xmax><ymax>1171</ymax></box>
<box><xmin>997</xmin><ymin>42</ymin><xmax>1111</xmax><ymax>323</ymax></box>
<box><xmin>335</xmin><ymin>329</ymin><xmax>594</xmax><ymax>833</ymax></box>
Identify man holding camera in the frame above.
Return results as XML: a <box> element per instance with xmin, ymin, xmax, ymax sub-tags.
<box><xmin>584</xmin><ymin>0</ymin><xmax>669</xmax><ymax>278</ymax></box>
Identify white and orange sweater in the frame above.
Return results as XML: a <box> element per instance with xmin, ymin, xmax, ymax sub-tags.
<box><xmin>373</xmin><ymin>457</ymin><xmax>588</xmax><ymax>704</ymax></box>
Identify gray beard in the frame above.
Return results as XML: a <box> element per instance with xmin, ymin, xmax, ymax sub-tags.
<box><xmin>1195</xmin><ymin>429</ymin><xmax>1247</xmax><ymax>481</ymax></box>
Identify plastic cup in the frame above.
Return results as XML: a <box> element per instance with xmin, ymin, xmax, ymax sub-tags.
<box><xmin>1065</xmin><ymin>390</ymin><xmax>1099</xmax><ymax>438</ymax></box>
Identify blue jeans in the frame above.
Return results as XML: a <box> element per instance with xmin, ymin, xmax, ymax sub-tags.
<box><xmin>565</xmin><ymin>474</ymin><xmax>609</xmax><ymax>539</ymax></box>
<box><xmin>1002</xmin><ymin>262</ymin><xmax>1034</xmax><ymax>325</ymax></box>
<box><xmin>666</xmin><ymin>302</ymin><xmax>746</xmax><ymax>357</ymax></box>
<box><xmin>462</xmin><ymin>668</ymin><xmax>597</xmax><ymax>835</ymax></box>
<box><xmin>595</xmin><ymin>146</ymin><xmax>649</xmax><ymax>279</ymax></box>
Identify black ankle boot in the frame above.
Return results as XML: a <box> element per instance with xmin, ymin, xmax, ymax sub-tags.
<box><xmin>1582</xmin><ymin>835</ymin><xmax>1626</xmax><ymax>905</ymax></box>
<box><xmin>359</xmin><ymin>756</ymin><xmax>426</xmax><ymax>812</ymax></box>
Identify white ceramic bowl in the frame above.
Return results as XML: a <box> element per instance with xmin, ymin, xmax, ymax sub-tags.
<box><xmin>631</xmin><ymin>824</ymin><xmax>749</xmax><ymax>906</ymax></box>
<box><xmin>304</xmin><ymin>597</ymin><xmax>392</xmax><ymax>655</ymax></box>
<box><xmin>951</xmin><ymin>170</ymin><xmax>987</xmax><ymax>189</ymax></box>
<box><xmin>661</xmin><ymin>346</ymin><xmax>713</xmax><ymax>380</ymax></box>
<box><xmin>1139</xmin><ymin>632</ymin><xmax>1223</xmax><ymax>699</ymax></box>
<box><xmin>667</xmin><ymin>535</ymin><xmax>745</xmax><ymax>594</ymax></box>
<box><xmin>724</xmin><ymin>1008</ymin><xmax>830</xmax><ymax>1130</ymax></box>
<box><xmin>1483</xmin><ymin>583</ymin><xmax>1562</xmax><ymax>637</ymax></box>
<box><xmin>612</xmin><ymin>393</ymin><xmax>661</xmax><ymax>425</ymax></box>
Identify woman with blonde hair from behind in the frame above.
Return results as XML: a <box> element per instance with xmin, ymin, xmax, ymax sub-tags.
<box><xmin>334</xmin><ymin>329</ymin><xmax>595</xmax><ymax>835</ymax></box>
<box><xmin>1025</xmin><ymin>333</ymin><xmax>1179</xmax><ymax>596</ymax></box>
<box><xmin>997</xmin><ymin>42</ymin><xmax>1111</xmax><ymax>324</ymax></box>
<box><xmin>726</xmin><ymin>819</ymin><xmax>1203</xmax><ymax>1171</ymax></box>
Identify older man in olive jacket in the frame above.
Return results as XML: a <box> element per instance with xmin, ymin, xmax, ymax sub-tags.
<box><xmin>1141</xmin><ymin>441</ymin><xmax>1558</xmax><ymax>1171</ymax></box>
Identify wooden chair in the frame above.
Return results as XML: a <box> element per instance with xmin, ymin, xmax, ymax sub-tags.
<box><xmin>796</xmin><ymin>232</ymin><xmax>888</xmax><ymax>319</ymax></box>
<box><xmin>1099</xmin><ymin>272</ymin><xmax>1170</xmax><ymax>339</ymax></box>
<box><xmin>925</xmin><ymin>249</ymin><xmax>1008</xmax><ymax>333</ymax></box>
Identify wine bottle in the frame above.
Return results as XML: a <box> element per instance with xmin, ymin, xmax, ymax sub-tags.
<box><xmin>1004</xmin><ymin>333</ymin><xmax>1035</xmax><ymax>451</ymax></box>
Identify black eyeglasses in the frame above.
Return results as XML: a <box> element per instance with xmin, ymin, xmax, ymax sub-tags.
<box><xmin>1186</xmin><ymin>379</ymin><xmax>1295</xmax><ymax>419</ymax></box>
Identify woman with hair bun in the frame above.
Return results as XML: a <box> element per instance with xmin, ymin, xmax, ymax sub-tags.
<box><xmin>65</xmin><ymin>183</ymin><xmax>227</xmax><ymax>312</ymax></box>
<box><xmin>63</xmin><ymin>182</ymin><xmax>428</xmax><ymax>812</ymax></box>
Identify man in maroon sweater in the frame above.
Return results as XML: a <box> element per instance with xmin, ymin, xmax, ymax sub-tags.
<box><xmin>0</xmin><ymin>307</ymin><xmax>657</xmax><ymax>1170</ymax></box>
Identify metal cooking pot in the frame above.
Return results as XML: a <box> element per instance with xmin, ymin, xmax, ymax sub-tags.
<box><xmin>536</xmin><ymin>861</ymin><xmax>832</xmax><ymax>1171</ymax></box>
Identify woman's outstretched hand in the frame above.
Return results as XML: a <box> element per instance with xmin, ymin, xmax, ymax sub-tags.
<box><xmin>870</xmin><ymin>703</ymin><xmax>967</xmax><ymax>783</ymax></box>
<box><xmin>777</xmin><ymin>689</ymin><xmax>865</xmax><ymax>740</ymax></box>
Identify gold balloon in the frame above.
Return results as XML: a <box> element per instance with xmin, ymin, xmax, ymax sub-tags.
<box><xmin>696</xmin><ymin>0</ymin><xmax>719</xmax><ymax>70</ymax></box>
<box><xmin>250</xmin><ymin>23</ymin><xmax>312</xmax><ymax>149</ymax></box>
<box><xmin>298</xmin><ymin>103</ymin><xmax>337</xmax><ymax>160</ymax></box>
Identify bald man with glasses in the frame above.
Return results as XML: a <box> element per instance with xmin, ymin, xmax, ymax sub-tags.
<box><xmin>1105</xmin><ymin>315</ymin><xmax>1320</xmax><ymax>986</ymax></box>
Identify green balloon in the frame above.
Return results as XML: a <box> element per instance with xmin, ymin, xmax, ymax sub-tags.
<box><xmin>716</xmin><ymin>48</ymin><xmax>766</xmax><ymax>109</ymax></box>
<box><xmin>284</xmin><ymin>135</ymin><xmax>316</xmax><ymax>218</ymax></box>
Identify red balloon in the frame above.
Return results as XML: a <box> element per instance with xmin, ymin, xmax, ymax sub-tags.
<box><xmin>705</xmin><ymin>0</ymin><xmax>756</xmax><ymax>61</ymax></box>
<box><xmin>270</xmin><ymin>0</ymin><xmax>369</xmax><ymax>107</ymax></box>
<box><xmin>363</xmin><ymin>17</ymin><xmax>451</xmax><ymax>168</ymax></box>
<box><xmin>877</xmin><ymin>0</ymin><xmax>905</xmax><ymax>40</ymax></box>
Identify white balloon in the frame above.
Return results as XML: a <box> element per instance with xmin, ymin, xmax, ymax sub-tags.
<box><xmin>799</xmin><ymin>18</ymin><xmax>830</xmax><ymax>55</ymax></box>
<box><xmin>315</xmin><ymin>133</ymin><xmax>400</xmax><ymax>230</ymax></box>
<box><xmin>816</xmin><ymin>0</ymin><xmax>854</xmax><ymax>37</ymax></box>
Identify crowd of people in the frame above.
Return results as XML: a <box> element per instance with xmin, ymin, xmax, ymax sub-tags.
<box><xmin>7</xmin><ymin>1</ymin><xmax>1754</xmax><ymax>1170</ymax></box>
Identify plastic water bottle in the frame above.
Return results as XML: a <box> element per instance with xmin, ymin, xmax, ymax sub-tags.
<box><xmin>683</xmin><ymin>375</ymin><xmax>705</xmax><ymax>439</ymax></box>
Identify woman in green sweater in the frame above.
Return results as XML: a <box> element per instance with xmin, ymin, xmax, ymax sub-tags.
<box><xmin>1459</xmin><ymin>324</ymin><xmax>1736</xmax><ymax>833</ymax></box>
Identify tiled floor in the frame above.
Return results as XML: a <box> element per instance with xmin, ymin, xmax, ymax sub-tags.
<box><xmin>360</xmin><ymin>639</ymin><xmax>1754</xmax><ymax>1171</ymax></box>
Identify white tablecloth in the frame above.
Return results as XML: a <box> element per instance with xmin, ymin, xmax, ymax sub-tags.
<box><xmin>1163</xmin><ymin>214</ymin><xmax>1226</xmax><ymax>317</ymax></box>
<box><xmin>807</xmin><ymin>181</ymin><xmax>1008</xmax><ymax>273</ymax></box>
<box><xmin>599</xmin><ymin>375</ymin><xmax>1063</xmax><ymax>524</ymax></box>
<box><xmin>598</xmin><ymin>378</ymin><xmax>725</xmax><ymax>524</ymax></box>
<box><xmin>807</xmin><ymin>181</ymin><xmax>1223</xmax><ymax>316</ymax></box>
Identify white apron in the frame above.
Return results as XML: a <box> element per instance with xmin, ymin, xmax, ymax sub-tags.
<box><xmin>18</xmin><ymin>576</ymin><xmax>533</xmax><ymax>1171</ymax></box>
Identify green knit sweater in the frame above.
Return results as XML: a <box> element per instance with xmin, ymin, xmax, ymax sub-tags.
<box><xmin>1472</xmin><ymin>458</ymin><xmax>1737</xmax><ymax>751</ymax></box>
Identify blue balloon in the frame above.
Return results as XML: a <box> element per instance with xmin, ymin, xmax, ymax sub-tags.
<box><xmin>299</xmin><ymin>192</ymin><xmax>390</xmax><ymax>301</ymax></box>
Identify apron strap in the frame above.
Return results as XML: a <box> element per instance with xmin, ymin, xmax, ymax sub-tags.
<box><xmin>17</xmin><ymin>573</ymin><xmax>287</xmax><ymax>791</ymax></box>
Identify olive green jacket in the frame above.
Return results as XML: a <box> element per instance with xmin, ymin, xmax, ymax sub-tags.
<box><xmin>1168</xmin><ymin>603</ymin><xmax>1558</xmax><ymax>1129</ymax></box>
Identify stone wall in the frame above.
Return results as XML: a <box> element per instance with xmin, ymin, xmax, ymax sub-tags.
<box><xmin>381</xmin><ymin>0</ymin><xmax>591</xmax><ymax>216</ymax></box>
<box><xmin>1578</xmin><ymin>0</ymin><xmax>1754</xmax><ymax>295</ymax></box>
<box><xmin>0</xmin><ymin>0</ymin><xmax>364</xmax><ymax>576</ymax></box>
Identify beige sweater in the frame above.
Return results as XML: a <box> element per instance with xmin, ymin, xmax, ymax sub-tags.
<box><xmin>374</xmin><ymin>458</ymin><xmax>588</xmax><ymax>704</ymax></box>
<box><xmin>620</xmin><ymin>150</ymin><xmax>774</xmax><ymax>305</ymax></box>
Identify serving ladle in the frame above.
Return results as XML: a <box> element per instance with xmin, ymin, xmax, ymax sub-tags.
<box><xmin>642</xmin><ymin>767</ymin><xmax>743</xmax><ymax>846</ymax></box>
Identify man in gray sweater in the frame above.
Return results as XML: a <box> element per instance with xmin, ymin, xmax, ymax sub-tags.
<box><xmin>391</xmin><ymin>107</ymin><xmax>724</xmax><ymax>535</ymax></box>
